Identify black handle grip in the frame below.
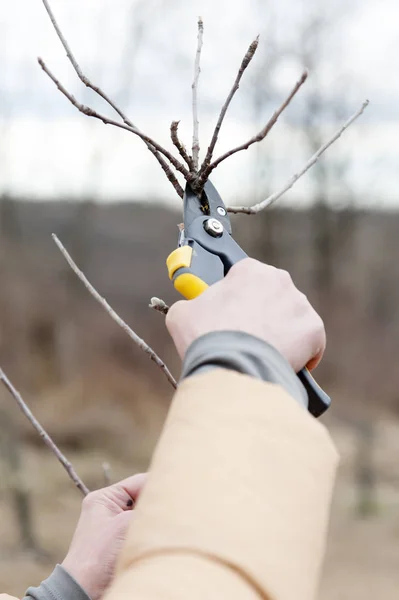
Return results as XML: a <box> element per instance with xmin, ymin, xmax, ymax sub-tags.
<box><xmin>297</xmin><ymin>367</ymin><xmax>330</xmax><ymax>417</ymax></box>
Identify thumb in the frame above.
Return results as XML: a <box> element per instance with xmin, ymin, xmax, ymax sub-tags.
<box><xmin>115</xmin><ymin>509</ymin><xmax>136</xmax><ymax>541</ymax></box>
<box><xmin>165</xmin><ymin>299</ymin><xmax>187</xmax><ymax>333</ymax></box>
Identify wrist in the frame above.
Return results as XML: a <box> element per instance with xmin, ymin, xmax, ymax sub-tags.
<box><xmin>24</xmin><ymin>564</ymin><xmax>92</xmax><ymax>600</ymax></box>
<box><xmin>62</xmin><ymin>556</ymin><xmax>98</xmax><ymax>600</ymax></box>
<box><xmin>180</xmin><ymin>330</ymin><xmax>308</xmax><ymax>409</ymax></box>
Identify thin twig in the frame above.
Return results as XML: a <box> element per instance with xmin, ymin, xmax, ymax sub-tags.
<box><xmin>149</xmin><ymin>297</ymin><xmax>170</xmax><ymax>316</ymax></box>
<box><xmin>52</xmin><ymin>234</ymin><xmax>177</xmax><ymax>389</ymax></box>
<box><xmin>38</xmin><ymin>59</ymin><xmax>189</xmax><ymax>179</ymax></box>
<box><xmin>40</xmin><ymin>0</ymin><xmax>184</xmax><ymax>198</ymax></box>
<box><xmin>202</xmin><ymin>70</ymin><xmax>308</xmax><ymax>182</ymax></box>
<box><xmin>41</xmin><ymin>0</ymin><xmax>128</xmax><ymax>123</ymax></box>
<box><xmin>171</xmin><ymin>121</ymin><xmax>194</xmax><ymax>170</ymax></box>
<box><xmin>192</xmin><ymin>17</ymin><xmax>204</xmax><ymax>170</ymax></box>
<box><xmin>0</xmin><ymin>368</ymin><xmax>89</xmax><ymax>496</ymax></box>
<box><xmin>151</xmin><ymin>153</ymin><xmax>184</xmax><ymax>198</ymax></box>
<box><xmin>227</xmin><ymin>100</ymin><xmax>369</xmax><ymax>214</ymax></box>
<box><xmin>102</xmin><ymin>462</ymin><xmax>112</xmax><ymax>486</ymax></box>
<box><xmin>199</xmin><ymin>36</ymin><xmax>259</xmax><ymax>177</ymax></box>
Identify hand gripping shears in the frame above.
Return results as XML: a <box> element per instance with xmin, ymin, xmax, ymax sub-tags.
<box><xmin>166</xmin><ymin>179</ymin><xmax>331</xmax><ymax>418</ymax></box>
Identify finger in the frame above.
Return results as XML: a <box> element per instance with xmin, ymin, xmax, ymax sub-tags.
<box><xmin>110</xmin><ymin>511</ymin><xmax>137</xmax><ymax>547</ymax></box>
<box><xmin>305</xmin><ymin>317</ymin><xmax>326</xmax><ymax>371</ymax></box>
<box><xmin>119</xmin><ymin>473</ymin><xmax>147</xmax><ymax>500</ymax></box>
<box><xmin>116</xmin><ymin>508</ymin><xmax>137</xmax><ymax>531</ymax></box>
<box><xmin>86</xmin><ymin>473</ymin><xmax>147</xmax><ymax>513</ymax></box>
<box><xmin>103</xmin><ymin>511</ymin><xmax>137</xmax><ymax>554</ymax></box>
<box><xmin>306</xmin><ymin>347</ymin><xmax>324</xmax><ymax>371</ymax></box>
<box><xmin>165</xmin><ymin>299</ymin><xmax>187</xmax><ymax>333</ymax></box>
<box><xmin>111</xmin><ymin>473</ymin><xmax>148</xmax><ymax>510</ymax></box>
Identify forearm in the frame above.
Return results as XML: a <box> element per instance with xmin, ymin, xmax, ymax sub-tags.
<box><xmin>105</xmin><ymin>334</ymin><xmax>338</xmax><ymax>600</ymax></box>
<box><xmin>105</xmin><ymin>552</ymin><xmax>261</xmax><ymax>600</ymax></box>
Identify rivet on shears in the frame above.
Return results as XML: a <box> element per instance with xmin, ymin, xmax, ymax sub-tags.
<box><xmin>204</xmin><ymin>218</ymin><xmax>224</xmax><ymax>237</ymax></box>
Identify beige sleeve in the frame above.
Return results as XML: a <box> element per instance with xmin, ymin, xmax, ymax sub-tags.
<box><xmin>105</xmin><ymin>370</ymin><xmax>339</xmax><ymax>600</ymax></box>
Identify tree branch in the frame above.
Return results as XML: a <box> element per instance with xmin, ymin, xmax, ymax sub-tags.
<box><xmin>199</xmin><ymin>36</ymin><xmax>259</xmax><ymax>177</ymax></box>
<box><xmin>201</xmin><ymin>70</ymin><xmax>308</xmax><ymax>182</ymax></box>
<box><xmin>149</xmin><ymin>297</ymin><xmax>170</xmax><ymax>316</ymax></box>
<box><xmin>192</xmin><ymin>17</ymin><xmax>204</xmax><ymax>171</ymax></box>
<box><xmin>52</xmin><ymin>234</ymin><xmax>177</xmax><ymax>389</ymax></box>
<box><xmin>38</xmin><ymin>59</ymin><xmax>189</xmax><ymax>180</ymax></box>
<box><xmin>40</xmin><ymin>0</ymin><xmax>184</xmax><ymax>198</ymax></box>
<box><xmin>0</xmin><ymin>368</ymin><xmax>89</xmax><ymax>496</ymax></box>
<box><xmin>41</xmin><ymin>0</ymin><xmax>128</xmax><ymax>123</ymax></box>
<box><xmin>170</xmin><ymin>121</ymin><xmax>194</xmax><ymax>170</ymax></box>
<box><xmin>102</xmin><ymin>462</ymin><xmax>112</xmax><ymax>486</ymax></box>
<box><xmin>227</xmin><ymin>100</ymin><xmax>369</xmax><ymax>214</ymax></box>
<box><xmin>153</xmin><ymin>153</ymin><xmax>184</xmax><ymax>198</ymax></box>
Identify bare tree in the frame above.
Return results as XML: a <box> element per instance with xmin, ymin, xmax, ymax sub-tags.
<box><xmin>39</xmin><ymin>0</ymin><xmax>366</xmax><ymax>202</ymax></box>
<box><xmin>0</xmin><ymin>1</ymin><xmax>367</xmax><ymax>506</ymax></box>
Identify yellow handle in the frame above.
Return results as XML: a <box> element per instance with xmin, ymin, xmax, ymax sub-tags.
<box><xmin>166</xmin><ymin>246</ymin><xmax>194</xmax><ymax>279</ymax></box>
<box><xmin>167</xmin><ymin>247</ymin><xmax>209</xmax><ymax>300</ymax></box>
<box><xmin>174</xmin><ymin>272</ymin><xmax>209</xmax><ymax>299</ymax></box>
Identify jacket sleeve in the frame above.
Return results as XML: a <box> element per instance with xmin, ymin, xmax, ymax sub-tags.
<box><xmin>104</xmin><ymin>368</ymin><xmax>338</xmax><ymax>600</ymax></box>
<box><xmin>23</xmin><ymin>565</ymin><xmax>90</xmax><ymax>600</ymax></box>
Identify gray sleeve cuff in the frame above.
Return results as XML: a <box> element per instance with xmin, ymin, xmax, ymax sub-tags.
<box><xmin>24</xmin><ymin>565</ymin><xmax>91</xmax><ymax>600</ymax></box>
<box><xmin>180</xmin><ymin>331</ymin><xmax>308</xmax><ymax>410</ymax></box>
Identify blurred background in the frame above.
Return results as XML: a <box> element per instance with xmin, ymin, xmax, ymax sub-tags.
<box><xmin>0</xmin><ymin>0</ymin><xmax>398</xmax><ymax>597</ymax></box>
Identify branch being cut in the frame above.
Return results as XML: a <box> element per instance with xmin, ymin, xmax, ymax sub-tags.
<box><xmin>227</xmin><ymin>99</ymin><xmax>369</xmax><ymax>214</ymax></box>
<box><xmin>200</xmin><ymin>70</ymin><xmax>308</xmax><ymax>184</ymax></box>
<box><xmin>199</xmin><ymin>36</ymin><xmax>259</xmax><ymax>178</ymax></box>
<box><xmin>0</xmin><ymin>368</ymin><xmax>89</xmax><ymax>496</ymax></box>
<box><xmin>40</xmin><ymin>0</ymin><xmax>184</xmax><ymax>199</ymax></box>
<box><xmin>39</xmin><ymin>59</ymin><xmax>188</xmax><ymax>180</ymax></box>
<box><xmin>192</xmin><ymin>17</ymin><xmax>204</xmax><ymax>170</ymax></box>
<box><xmin>52</xmin><ymin>234</ymin><xmax>177</xmax><ymax>389</ymax></box>
<box><xmin>170</xmin><ymin>121</ymin><xmax>194</xmax><ymax>170</ymax></box>
<box><xmin>39</xmin><ymin>2</ymin><xmax>368</xmax><ymax>213</ymax></box>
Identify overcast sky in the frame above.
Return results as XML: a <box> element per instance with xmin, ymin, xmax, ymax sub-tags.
<box><xmin>0</xmin><ymin>0</ymin><xmax>398</xmax><ymax>209</ymax></box>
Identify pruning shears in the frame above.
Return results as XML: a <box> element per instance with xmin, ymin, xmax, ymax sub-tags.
<box><xmin>166</xmin><ymin>179</ymin><xmax>330</xmax><ymax>418</ymax></box>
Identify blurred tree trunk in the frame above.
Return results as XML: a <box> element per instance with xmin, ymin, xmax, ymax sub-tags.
<box><xmin>247</xmin><ymin>6</ymin><xmax>279</xmax><ymax>265</ymax></box>
<box><xmin>0</xmin><ymin>194</ymin><xmax>20</xmax><ymax>241</ymax></box>
<box><xmin>0</xmin><ymin>194</ymin><xmax>34</xmax><ymax>389</ymax></box>
<box><xmin>299</xmin><ymin>17</ymin><xmax>336</xmax><ymax>307</ymax></box>
<box><xmin>0</xmin><ymin>407</ymin><xmax>37</xmax><ymax>550</ymax></box>
<box><xmin>354</xmin><ymin>418</ymin><xmax>377</xmax><ymax>517</ymax></box>
<box><xmin>55</xmin><ymin>200</ymin><xmax>95</xmax><ymax>384</ymax></box>
<box><xmin>295</xmin><ymin>1</ymin><xmax>356</xmax><ymax>308</ymax></box>
<box><xmin>295</xmin><ymin>3</ymin><xmax>357</xmax><ymax>392</ymax></box>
